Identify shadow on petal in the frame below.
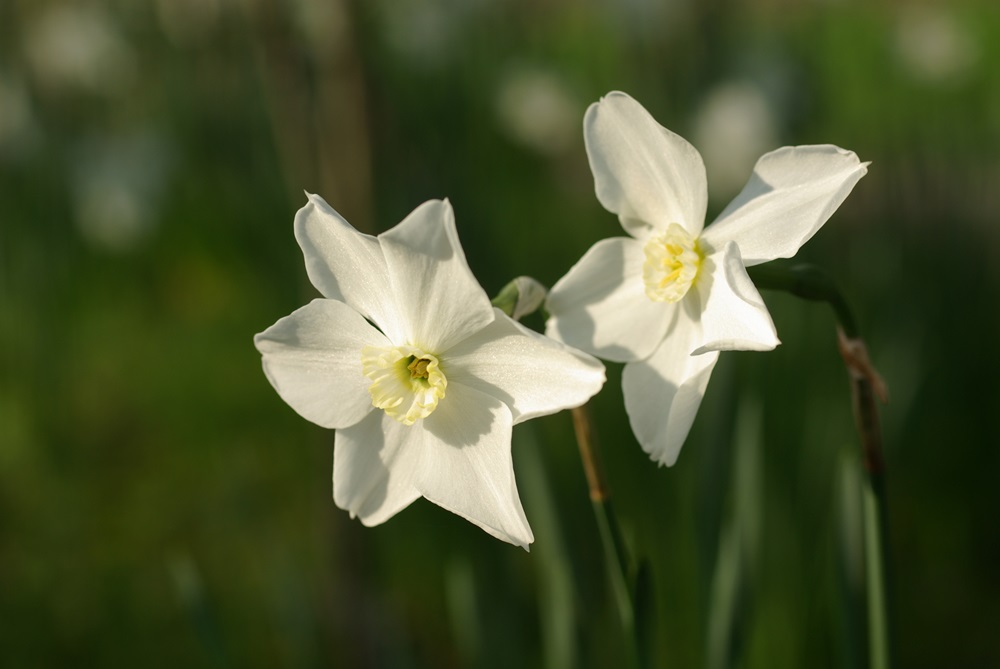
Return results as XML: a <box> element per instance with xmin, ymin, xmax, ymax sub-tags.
<box><xmin>547</xmin><ymin>238</ymin><xmax>659</xmax><ymax>362</ymax></box>
<box><xmin>622</xmin><ymin>308</ymin><xmax>719</xmax><ymax>467</ymax></box>
<box><xmin>334</xmin><ymin>411</ymin><xmax>422</xmax><ymax>525</ymax></box>
<box><xmin>691</xmin><ymin>243</ymin><xmax>778</xmax><ymax>354</ymax></box>
<box><xmin>423</xmin><ymin>382</ymin><xmax>497</xmax><ymax>448</ymax></box>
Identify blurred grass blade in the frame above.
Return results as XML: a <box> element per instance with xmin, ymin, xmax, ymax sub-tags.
<box><xmin>169</xmin><ymin>553</ymin><xmax>231</xmax><ymax>668</ymax></box>
<box><xmin>836</xmin><ymin>452</ymin><xmax>866</xmax><ymax>669</ymax></box>
<box><xmin>706</xmin><ymin>398</ymin><xmax>762</xmax><ymax>669</ymax></box>
<box><xmin>864</xmin><ymin>482</ymin><xmax>890</xmax><ymax>669</ymax></box>
<box><xmin>632</xmin><ymin>558</ymin><xmax>656</xmax><ymax>669</ymax></box>
<box><xmin>706</xmin><ymin>524</ymin><xmax>743</xmax><ymax>669</ymax></box>
<box><xmin>517</xmin><ymin>426</ymin><xmax>577</xmax><ymax>669</ymax></box>
<box><xmin>445</xmin><ymin>556</ymin><xmax>481</xmax><ymax>666</ymax></box>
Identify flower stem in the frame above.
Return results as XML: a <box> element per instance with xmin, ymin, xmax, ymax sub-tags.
<box><xmin>749</xmin><ymin>262</ymin><xmax>893</xmax><ymax>668</ymax></box>
<box><xmin>838</xmin><ymin>328</ymin><xmax>893</xmax><ymax>669</ymax></box>
<box><xmin>570</xmin><ymin>404</ymin><xmax>643</xmax><ymax>668</ymax></box>
<box><xmin>746</xmin><ymin>262</ymin><xmax>858</xmax><ymax>337</ymax></box>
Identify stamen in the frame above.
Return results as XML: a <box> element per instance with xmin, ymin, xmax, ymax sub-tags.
<box><xmin>407</xmin><ymin>357</ymin><xmax>431</xmax><ymax>379</ymax></box>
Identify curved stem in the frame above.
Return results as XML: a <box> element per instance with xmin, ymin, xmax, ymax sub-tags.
<box><xmin>746</xmin><ymin>263</ymin><xmax>858</xmax><ymax>337</ymax></box>
<box><xmin>750</xmin><ymin>262</ymin><xmax>892</xmax><ymax>668</ymax></box>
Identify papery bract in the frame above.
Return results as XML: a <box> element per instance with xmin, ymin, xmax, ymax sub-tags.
<box><xmin>255</xmin><ymin>195</ymin><xmax>605</xmax><ymax>548</ymax></box>
<box><xmin>546</xmin><ymin>91</ymin><xmax>868</xmax><ymax>466</ymax></box>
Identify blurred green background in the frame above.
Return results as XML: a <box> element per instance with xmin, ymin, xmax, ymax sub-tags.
<box><xmin>2</xmin><ymin>0</ymin><xmax>999</xmax><ymax>667</ymax></box>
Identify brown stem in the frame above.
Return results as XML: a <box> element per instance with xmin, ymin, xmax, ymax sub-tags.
<box><xmin>246</xmin><ymin>0</ymin><xmax>374</xmax><ymax>232</ymax></box>
<box><xmin>836</xmin><ymin>327</ymin><xmax>894</xmax><ymax>669</ymax></box>
<box><xmin>836</xmin><ymin>327</ymin><xmax>889</xmax><ymax>477</ymax></box>
<box><xmin>571</xmin><ymin>404</ymin><xmax>610</xmax><ymax>502</ymax></box>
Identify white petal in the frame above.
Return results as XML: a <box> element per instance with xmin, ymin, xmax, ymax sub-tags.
<box><xmin>294</xmin><ymin>193</ymin><xmax>406</xmax><ymax>342</ymax></box>
<box><xmin>254</xmin><ymin>299</ymin><xmax>387</xmax><ymax>429</ymax></box>
<box><xmin>416</xmin><ymin>385</ymin><xmax>533</xmax><ymax>549</ymax></box>
<box><xmin>379</xmin><ymin>199</ymin><xmax>495</xmax><ymax>352</ymax></box>
<box><xmin>333</xmin><ymin>410</ymin><xmax>422</xmax><ymax>525</ymax></box>
<box><xmin>585</xmin><ymin>91</ymin><xmax>708</xmax><ymax>239</ymax></box>
<box><xmin>545</xmin><ymin>237</ymin><xmax>675</xmax><ymax>363</ymax></box>
<box><xmin>445</xmin><ymin>309</ymin><xmax>606</xmax><ymax>425</ymax></box>
<box><xmin>692</xmin><ymin>243</ymin><xmax>779</xmax><ymax>354</ymax></box>
<box><xmin>622</xmin><ymin>310</ymin><xmax>720</xmax><ymax>466</ymax></box>
<box><xmin>700</xmin><ymin>145</ymin><xmax>869</xmax><ymax>266</ymax></box>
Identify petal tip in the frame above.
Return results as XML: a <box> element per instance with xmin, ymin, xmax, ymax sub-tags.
<box><xmin>600</xmin><ymin>90</ymin><xmax>630</xmax><ymax>102</ymax></box>
<box><xmin>655</xmin><ymin>453</ymin><xmax>679</xmax><ymax>468</ymax></box>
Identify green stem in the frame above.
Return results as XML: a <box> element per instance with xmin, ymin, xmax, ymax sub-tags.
<box><xmin>750</xmin><ymin>262</ymin><xmax>892</xmax><ymax>668</ymax></box>
<box><xmin>864</xmin><ymin>476</ymin><xmax>891</xmax><ymax>669</ymax></box>
<box><xmin>570</xmin><ymin>405</ymin><xmax>642</xmax><ymax>669</ymax></box>
<box><xmin>746</xmin><ymin>263</ymin><xmax>858</xmax><ymax>337</ymax></box>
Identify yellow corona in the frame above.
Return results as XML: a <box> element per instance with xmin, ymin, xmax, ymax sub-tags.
<box><xmin>361</xmin><ymin>344</ymin><xmax>447</xmax><ymax>425</ymax></box>
<box><xmin>642</xmin><ymin>223</ymin><xmax>703</xmax><ymax>303</ymax></box>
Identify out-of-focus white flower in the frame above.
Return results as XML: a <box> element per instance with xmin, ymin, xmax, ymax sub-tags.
<box><xmin>371</xmin><ymin>0</ymin><xmax>496</xmax><ymax>71</ymax></box>
<box><xmin>288</xmin><ymin>0</ymin><xmax>349</xmax><ymax>59</ymax></box>
<box><xmin>24</xmin><ymin>5</ymin><xmax>134</xmax><ymax>94</ymax></box>
<box><xmin>894</xmin><ymin>8</ymin><xmax>978</xmax><ymax>84</ymax></box>
<box><xmin>71</xmin><ymin>133</ymin><xmax>172</xmax><ymax>252</ymax></box>
<box><xmin>496</xmin><ymin>68</ymin><xmax>581</xmax><ymax>155</ymax></box>
<box><xmin>546</xmin><ymin>92</ymin><xmax>867</xmax><ymax>465</ymax></box>
<box><xmin>373</xmin><ymin>0</ymin><xmax>456</xmax><ymax>71</ymax></box>
<box><xmin>0</xmin><ymin>73</ymin><xmax>40</xmax><ymax>161</ymax></box>
<box><xmin>255</xmin><ymin>195</ymin><xmax>605</xmax><ymax>548</ymax></box>
<box><xmin>692</xmin><ymin>80</ymin><xmax>780</xmax><ymax>201</ymax></box>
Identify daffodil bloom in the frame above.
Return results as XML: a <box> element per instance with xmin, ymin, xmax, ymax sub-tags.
<box><xmin>546</xmin><ymin>92</ymin><xmax>868</xmax><ymax>466</ymax></box>
<box><xmin>255</xmin><ymin>195</ymin><xmax>605</xmax><ymax>548</ymax></box>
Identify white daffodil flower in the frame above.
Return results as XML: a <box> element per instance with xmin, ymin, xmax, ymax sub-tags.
<box><xmin>546</xmin><ymin>91</ymin><xmax>868</xmax><ymax>467</ymax></box>
<box><xmin>255</xmin><ymin>195</ymin><xmax>605</xmax><ymax>548</ymax></box>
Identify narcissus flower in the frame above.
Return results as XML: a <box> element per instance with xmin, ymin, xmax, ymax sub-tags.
<box><xmin>255</xmin><ymin>195</ymin><xmax>605</xmax><ymax>548</ymax></box>
<box><xmin>546</xmin><ymin>91</ymin><xmax>868</xmax><ymax>466</ymax></box>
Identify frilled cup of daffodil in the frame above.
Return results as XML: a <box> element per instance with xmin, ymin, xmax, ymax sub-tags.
<box><xmin>255</xmin><ymin>195</ymin><xmax>605</xmax><ymax>549</ymax></box>
<box><xmin>546</xmin><ymin>91</ymin><xmax>868</xmax><ymax>466</ymax></box>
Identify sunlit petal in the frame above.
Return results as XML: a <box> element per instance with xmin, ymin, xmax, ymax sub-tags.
<box><xmin>254</xmin><ymin>299</ymin><xmax>388</xmax><ymax>429</ymax></box>
<box><xmin>446</xmin><ymin>309</ymin><xmax>605</xmax><ymax>424</ymax></box>
<box><xmin>700</xmin><ymin>145</ymin><xmax>869</xmax><ymax>266</ymax></box>
<box><xmin>379</xmin><ymin>199</ymin><xmax>495</xmax><ymax>352</ymax></box>
<box><xmin>585</xmin><ymin>91</ymin><xmax>708</xmax><ymax>239</ymax></box>
<box><xmin>294</xmin><ymin>193</ymin><xmax>406</xmax><ymax>342</ymax></box>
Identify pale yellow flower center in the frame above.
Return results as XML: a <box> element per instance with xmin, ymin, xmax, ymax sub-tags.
<box><xmin>361</xmin><ymin>344</ymin><xmax>447</xmax><ymax>425</ymax></box>
<box><xmin>642</xmin><ymin>223</ymin><xmax>703</xmax><ymax>303</ymax></box>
